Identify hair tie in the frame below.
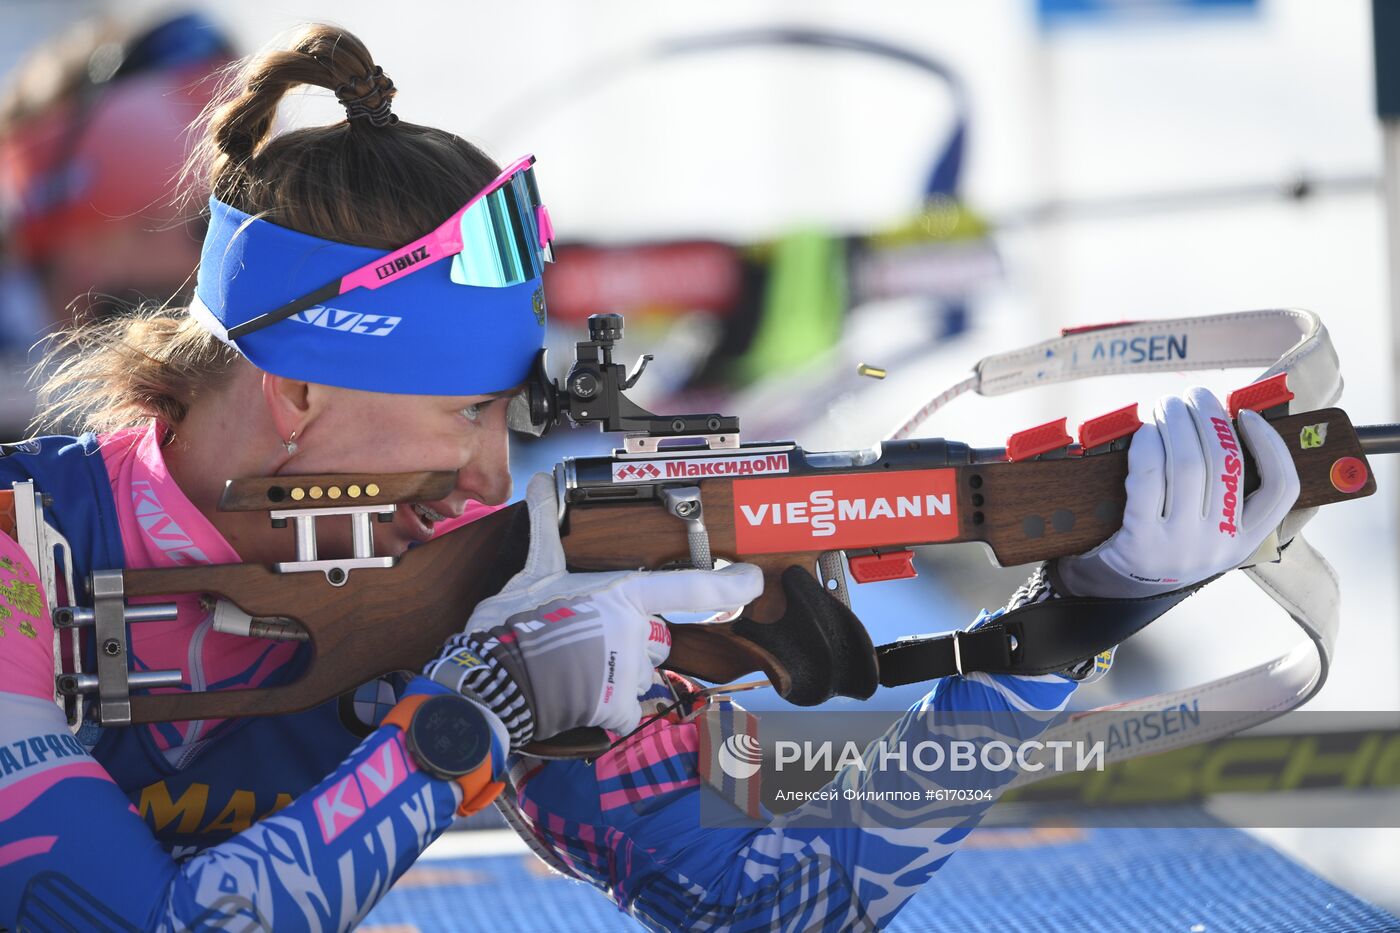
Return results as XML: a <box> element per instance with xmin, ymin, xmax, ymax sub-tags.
<box><xmin>335</xmin><ymin>65</ymin><xmax>397</xmax><ymax>127</ymax></box>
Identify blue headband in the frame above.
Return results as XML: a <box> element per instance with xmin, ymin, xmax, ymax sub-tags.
<box><xmin>192</xmin><ymin>196</ymin><xmax>546</xmax><ymax>395</ymax></box>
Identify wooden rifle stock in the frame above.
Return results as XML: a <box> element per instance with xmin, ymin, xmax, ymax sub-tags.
<box><xmin>113</xmin><ymin>408</ymin><xmax>1374</xmax><ymax>750</ymax></box>
<box><xmin>124</xmin><ymin>504</ymin><xmax>531</xmax><ymax>723</ymax></box>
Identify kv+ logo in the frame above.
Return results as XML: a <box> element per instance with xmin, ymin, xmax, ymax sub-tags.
<box><xmin>290</xmin><ymin>305</ymin><xmax>402</xmax><ymax>337</ymax></box>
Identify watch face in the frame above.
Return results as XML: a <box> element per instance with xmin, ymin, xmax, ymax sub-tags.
<box><xmin>408</xmin><ymin>694</ymin><xmax>491</xmax><ymax>779</ymax></box>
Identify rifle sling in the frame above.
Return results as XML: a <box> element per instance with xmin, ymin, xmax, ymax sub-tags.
<box><xmin>874</xmin><ymin>583</ymin><xmax>1205</xmax><ymax>686</ymax></box>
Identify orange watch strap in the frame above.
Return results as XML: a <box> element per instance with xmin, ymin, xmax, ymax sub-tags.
<box><xmin>380</xmin><ymin>692</ymin><xmax>429</xmax><ymax>732</ymax></box>
<box><xmin>383</xmin><ymin>694</ymin><xmax>505</xmax><ymax>817</ymax></box>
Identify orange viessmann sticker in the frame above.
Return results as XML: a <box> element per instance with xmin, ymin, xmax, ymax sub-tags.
<box><xmin>732</xmin><ymin>469</ymin><xmax>959</xmax><ymax>554</ymax></box>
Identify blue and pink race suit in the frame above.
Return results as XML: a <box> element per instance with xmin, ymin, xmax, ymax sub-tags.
<box><xmin>0</xmin><ymin>425</ymin><xmax>1083</xmax><ymax>931</ymax></box>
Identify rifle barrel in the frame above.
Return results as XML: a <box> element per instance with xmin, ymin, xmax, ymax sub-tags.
<box><xmin>1357</xmin><ymin>424</ymin><xmax>1400</xmax><ymax>455</ymax></box>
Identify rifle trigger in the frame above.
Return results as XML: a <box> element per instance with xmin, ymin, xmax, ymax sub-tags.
<box><xmin>817</xmin><ymin>551</ymin><xmax>851</xmax><ymax>608</ymax></box>
<box><xmin>660</xmin><ymin>486</ymin><xmax>712</xmax><ymax>569</ymax></box>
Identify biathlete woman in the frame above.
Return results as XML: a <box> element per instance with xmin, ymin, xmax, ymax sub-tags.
<box><xmin>0</xmin><ymin>26</ymin><xmax>1300</xmax><ymax>932</ymax></box>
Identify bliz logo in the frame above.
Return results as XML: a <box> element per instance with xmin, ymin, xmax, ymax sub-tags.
<box><xmin>375</xmin><ymin>244</ymin><xmax>431</xmax><ymax>280</ymax></box>
<box><xmin>290</xmin><ymin>305</ymin><xmax>402</xmax><ymax>337</ymax></box>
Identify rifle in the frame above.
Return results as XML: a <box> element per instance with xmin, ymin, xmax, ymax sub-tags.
<box><xmin>35</xmin><ymin>312</ymin><xmax>1397</xmax><ymax>757</ymax></box>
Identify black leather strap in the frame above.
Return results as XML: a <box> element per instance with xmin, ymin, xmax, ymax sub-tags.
<box><xmin>875</xmin><ymin>582</ymin><xmax>1208</xmax><ymax>687</ymax></box>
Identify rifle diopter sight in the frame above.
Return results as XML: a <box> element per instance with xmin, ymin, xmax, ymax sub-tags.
<box><xmin>509</xmin><ymin>313</ymin><xmax>741</xmax><ymax>453</ymax></box>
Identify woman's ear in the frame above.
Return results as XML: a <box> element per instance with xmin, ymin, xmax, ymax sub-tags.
<box><xmin>261</xmin><ymin>373</ymin><xmax>313</xmax><ymax>442</ymax></box>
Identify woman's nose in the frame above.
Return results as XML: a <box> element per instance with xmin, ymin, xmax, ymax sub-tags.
<box><xmin>468</xmin><ymin>413</ymin><xmax>513</xmax><ymax>505</ymax></box>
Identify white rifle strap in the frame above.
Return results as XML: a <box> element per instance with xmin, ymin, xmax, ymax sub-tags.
<box><xmin>886</xmin><ymin>309</ymin><xmax>1344</xmax><ymax>780</ymax></box>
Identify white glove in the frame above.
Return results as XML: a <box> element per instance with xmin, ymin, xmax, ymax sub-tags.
<box><xmin>1053</xmin><ymin>386</ymin><xmax>1300</xmax><ymax>600</ymax></box>
<box><xmin>446</xmin><ymin>473</ymin><xmax>762</xmax><ymax>741</ymax></box>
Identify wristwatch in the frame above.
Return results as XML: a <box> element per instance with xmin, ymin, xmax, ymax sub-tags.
<box><xmin>382</xmin><ymin>693</ymin><xmax>505</xmax><ymax>816</ymax></box>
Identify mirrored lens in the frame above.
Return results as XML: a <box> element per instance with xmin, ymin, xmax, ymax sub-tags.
<box><xmin>450</xmin><ymin>168</ymin><xmax>548</xmax><ymax>288</ymax></box>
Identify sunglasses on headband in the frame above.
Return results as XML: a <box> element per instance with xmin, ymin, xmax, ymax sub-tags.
<box><xmin>227</xmin><ymin>154</ymin><xmax>554</xmax><ymax>340</ymax></box>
